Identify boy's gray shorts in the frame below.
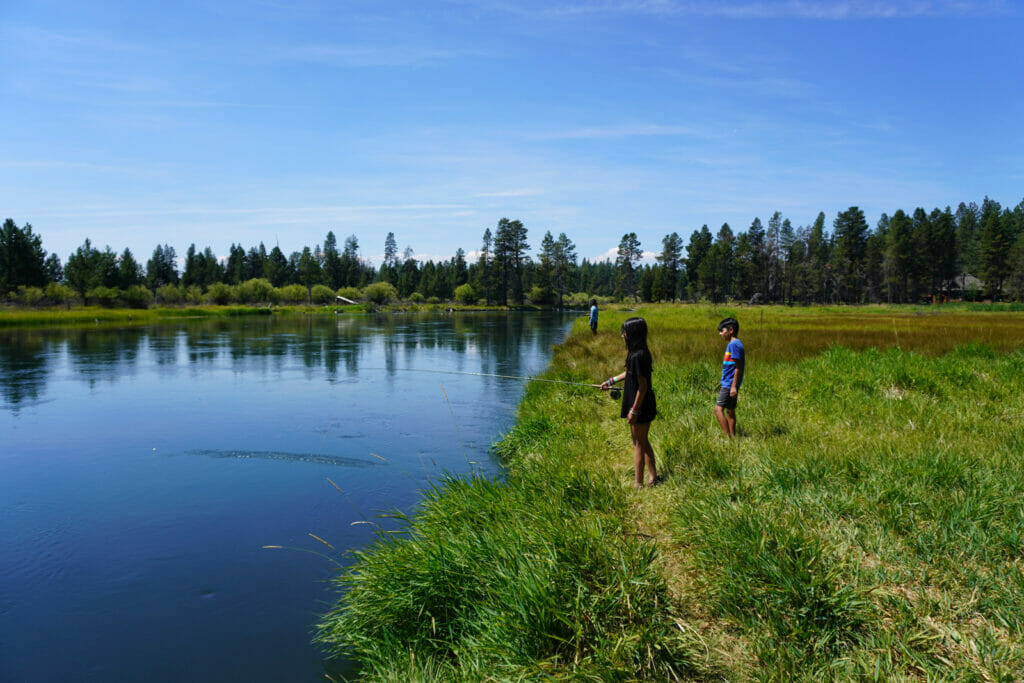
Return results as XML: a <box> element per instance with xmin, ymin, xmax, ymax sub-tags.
<box><xmin>716</xmin><ymin>386</ymin><xmax>737</xmax><ymax>409</ymax></box>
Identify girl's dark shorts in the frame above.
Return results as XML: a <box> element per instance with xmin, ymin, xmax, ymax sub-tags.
<box><xmin>716</xmin><ymin>386</ymin><xmax>738</xmax><ymax>410</ymax></box>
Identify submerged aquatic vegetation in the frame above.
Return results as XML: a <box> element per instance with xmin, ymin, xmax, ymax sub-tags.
<box><xmin>318</xmin><ymin>305</ymin><xmax>1024</xmax><ymax>680</ymax></box>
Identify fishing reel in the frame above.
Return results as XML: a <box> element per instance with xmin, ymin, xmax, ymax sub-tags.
<box><xmin>609</xmin><ymin>387</ymin><xmax>622</xmax><ymax>400</ymax></box>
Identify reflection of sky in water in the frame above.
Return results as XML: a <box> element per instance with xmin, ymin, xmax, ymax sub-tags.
<box><xmin>0</xmin><ymin>313</ymin><xmax>573</xmax><ymax>683</ymax></box>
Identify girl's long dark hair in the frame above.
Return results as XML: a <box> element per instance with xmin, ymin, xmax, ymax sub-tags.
<box><xmin>621</xmin><ymin>317</ymin><xmax>651</xmax><ymax>358</ymax></box>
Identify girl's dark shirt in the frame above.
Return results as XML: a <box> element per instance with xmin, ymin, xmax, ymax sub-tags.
<box><xmin>621</xmin><ymin>349</ymin><xmax>657</xmax><ymax>423</ymax></box>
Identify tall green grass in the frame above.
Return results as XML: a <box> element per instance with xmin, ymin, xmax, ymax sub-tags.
<box><xmin>317</xmin><ymin>305</ymin><xmax>1024</xmax><ymax>680</ymax></box>
<box><xmin>316</xmin><ymin>466</ymin><xmax>709</xmax><ymax>680</ymax></box>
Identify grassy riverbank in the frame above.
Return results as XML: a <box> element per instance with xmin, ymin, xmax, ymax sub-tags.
<box><xmin>0</xmin><ymin>304</ymin><xmax>281</xmax><ymax>328</ymax></box>
<box><xmin>317</xmin><ymin>305</ymin><xmax>1024</xmax><ymax>680</ymax></box>
<box><xmin>0</xmin><ymin>302</ymin><xmax>552</xmax><ymax>329</ymax></box>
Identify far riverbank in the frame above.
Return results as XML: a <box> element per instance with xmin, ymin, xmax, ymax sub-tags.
<box><xmin>0</xmin><ymin>302</ymin><xmax>580</xmax><ymax>329</ymax></box>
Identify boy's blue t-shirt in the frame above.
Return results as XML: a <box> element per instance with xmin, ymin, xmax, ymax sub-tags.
<box><xmin>589</xmin><ymin>305</ymin><xmax>598</xmax><ymax>325</ymax></box>
<box><xmin>720</xmin><ymin>338</ymin><xmax>744</xmax><ymax>389</ymax></box>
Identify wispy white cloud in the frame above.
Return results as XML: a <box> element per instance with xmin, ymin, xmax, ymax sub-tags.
<box><xmin>34</xmin><ymin>203</ymin><xmax>469</xmax><ymax>220</ymax></box>
<box><xmin>0</xmin><ymin>160</ymin><xmax>122</xmax><ymax>172</ymax></box>
<box><xmin>694</xmin><ymin>0</ymin><xmax>1014</xmax><ymax>19</ymax></box>
<box><xmin>537</xmin><ymin>124</ymin><xmax>706</xmax><ymax>140</ymax></box>
<box><xmin>281</xmin><ymin>43</ymin><xmax>476</xmax><ymax>67</ymax></box>
<box><xmin>528</xmin><ymin>0</ymin><xmax>1013</xmax><ymax>19</ymax></box>
<box><xmin>0</xmin><ymin>22</ymin><xmax>141</xmax><ymax>57</ymax></box>
<box><xmin>590</xmin><ymin>246</ymin><xmax>659</xmax><ymax>263</ymax></box>
<box><xmin>475</xmin><ymin>188</ymin><xmax>543</xmax><ymax>197</ymax></box>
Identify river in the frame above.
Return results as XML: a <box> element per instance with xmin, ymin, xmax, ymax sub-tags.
<box><xmin>0</xmin><ymin>312</ymin><xmax>573</xmax><ymax>682</ymax></box>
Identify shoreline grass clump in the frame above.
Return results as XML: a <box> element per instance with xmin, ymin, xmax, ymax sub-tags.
<box><xmin>316</xmin><ymin>461</ymin><xmax>709</xmax><ymax>680</ymax></box>
<box><xmin>317</xmin><ymin>305</ymin><xmax>1024</xmax><ymax>680</ymax></box>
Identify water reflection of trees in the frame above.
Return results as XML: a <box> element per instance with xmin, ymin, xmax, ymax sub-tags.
<box><xmin>65</xmin><ymin>328</ymin><xmax>144</xmax><ymax>388</ymax></box>
<box><xmin>0</xmin><ymin>313</ymin><xmax>573</xmax><ymax>409</ymax></box>
<box><xmin>0</xmin><ymin>332</ymin><xmax>51</xmax><ymax>410</ymax></box>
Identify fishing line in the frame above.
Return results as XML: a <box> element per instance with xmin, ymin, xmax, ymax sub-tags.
<box><xmin>361</xmin><ymin>366</ymin><xmax>622</xmax><ymax>398</ymax></box>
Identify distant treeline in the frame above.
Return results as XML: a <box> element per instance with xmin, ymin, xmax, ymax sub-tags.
<box><xmin>3</xmin><ymin>197</ymin><xmax>1024</xmax><ymax>307</ymax></box>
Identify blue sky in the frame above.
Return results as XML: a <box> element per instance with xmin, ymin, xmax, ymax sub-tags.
<box><xmin>2</xmin><ymin>0</ymin><xmax>1022</xmax><ymax>267</ymax></box>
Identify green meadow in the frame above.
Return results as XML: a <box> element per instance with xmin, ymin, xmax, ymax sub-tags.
<box><xmin>317</xmin><ymin>305</ymin><xmax>1024</xmax><ymax>680</ymax></box>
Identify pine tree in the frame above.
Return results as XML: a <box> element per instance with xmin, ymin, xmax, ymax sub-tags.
<box><xmin>863</xmin><ymin>214</ymin><xmax>887</xmax><ymax>303</ymax></box>
<box><xmin>765</xmin><ymin>211</ymin><xmax>783</xmax><ymax>301</ymax></box>
<box><xmin>779</xmin><ymin>218</ymin><xmax>798</xmax><ymax>304</ymax></box>
<box><xmin>657</xmin><ymin>232</ymin><xmax>683</xmax><ymax>301</ymax></box>
<box><xmin>685</xmin><ymin>226</ymin><xmax>713</xmax><ymax>300</ymax></box>
<box><xmin>297</xmin><ymin>246</ymin><xmax>322</xmax><ymax>302</ymax></box>
<box><xmin>0</xmin><ymin>219</ymin><xmax>48</xmax><ymax>293</ymax></box>
<box><xmin>493</xmin><ymin>218</ymin><xmax>529</xmax><ymax>305</ymax></box>
<box><xmin>476</xmin><ymin>229</ymin><xmax>494</xmax><ymax>305</ymax></box>
<box><xmin>978</xmin><ymin>198</ymin><xmax>1009</xmax><ymax>298</ymax></box>
<box><xmin>146</xmin><ymin>244</ymin><xmax>179</xmax><ymax>290</ymax></box>
<box><xmin>928</xmin><ymin>207</ymin><xmax>957</xmax><ymax>299</ymax></box>
<box><xmin>552</xmin><ymin>233</ymin><xmax>576</xmax><ymax>307</ymax></box>
<box><xmin>615</xmin><ymin>232</ymin><xmax>642</xmax><ymax>301</ymax></box>
<box><xmin>831</xmin><ymin>207</ymin><xmax>869</xmax><ymax>303</ymax></box>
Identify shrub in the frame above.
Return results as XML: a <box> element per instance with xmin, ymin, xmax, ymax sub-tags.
<box><xmin>87</xmin><ymin>286</ymin><xmax>122</xmax><ymax>307</ymax></box>
<box><xmin>528</xmin><ymin>285</ymin><xmax>553</xmax><ymax>305</ymax></box>
<box><xmin>206</xmin><ymin>282</ymin><xmax>235</xmax><ymax>305</ymax></box>
<box><xmin>155</xmin><ymin>284</ymin><xmax>183</xmax><ymax>305</ymax></box>
<box><xmin>44</xmin><ymin>282</ymin><xmax>75</xmax><ymax>306</ymax></box>
<box><xmin>454</xmin><ymin>283</ymin><xmax>476</xmax><ymax>305</ymax></box>
<box><xmin>277</xmin><ymin>284</ymin><xmax>307</xmax><ymax>304</ymax></box>
<box><xmin>336</xmin><ymin>286</ymin><xmax>361</xmax><ymax>301</ymax></box>
<box><xmin>408</xmin><ymin>292</ymin><xmax>425</xmax><ymax>303</ymax></box>
<box><xmin>363</xmin><ymin>282</ymin><xmax>398</xmax><ymax>304</ymax></box>
<box><xmin>17</xmin><ymin>286</ymin><xmax>45</xmax><ymax>307</ymax></box>
<box><xmin>121</xmin><ymin>285</ymin><xmax>152</xmax><ymax>309</ymax></box>
<box><xmin>183</xmin><ymin>285</ymin><xmax>203</xmax><ymax>304</ymax></box>
<box><xmin>238</xmin><ymin>278</ymin><xmax>274</xmax><ymax>304</ymax></box>
<box><xmin>311</xmin><ymin>284</ymin><xmax>335</xmax><ymax>304</ymax></box>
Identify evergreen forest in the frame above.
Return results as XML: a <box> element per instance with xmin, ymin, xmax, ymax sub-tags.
<box><xmin>3</xmin><ymin>197</ymin><xmax>1024</xmax><ymax>308</ymax></box>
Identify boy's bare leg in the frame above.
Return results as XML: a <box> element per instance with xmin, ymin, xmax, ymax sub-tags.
<box><xmin>714</xmin><ymin>405</ymin><xmax>732</xmax><ymax>437</ymax></box>
<box><xmin>725</xmin><ymin>408</ymin><xmax>737</xmax><ymax>437</ymax></box>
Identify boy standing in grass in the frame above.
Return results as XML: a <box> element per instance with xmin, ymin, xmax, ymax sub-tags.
<box><xmin>715</xmin><ymin>317</ymin><xmax>744</xmax><ymax>438</ymax></box>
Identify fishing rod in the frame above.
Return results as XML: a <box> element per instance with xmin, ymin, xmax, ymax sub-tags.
<box><xmin>367</xmin><ymin>367</ymin><xmax>622</xmax><ymax>399</ymax></box>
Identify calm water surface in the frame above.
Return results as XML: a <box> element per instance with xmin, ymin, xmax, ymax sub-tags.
<box><xmin>0</xmin><ymin>312</ymin><xmax>573</xmax><ymax>682</ymax></box>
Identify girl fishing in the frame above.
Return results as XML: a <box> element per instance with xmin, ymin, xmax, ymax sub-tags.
<box><xmin>600</xmin><ymin>317</ymin><xmax>658</xmax><ymax>488</ymax></box>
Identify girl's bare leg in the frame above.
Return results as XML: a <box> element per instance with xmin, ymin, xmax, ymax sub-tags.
<box><xmin>631</xmin><ymin>422</ymin><xmax>656</xmax><ymax>487</ymax></box>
